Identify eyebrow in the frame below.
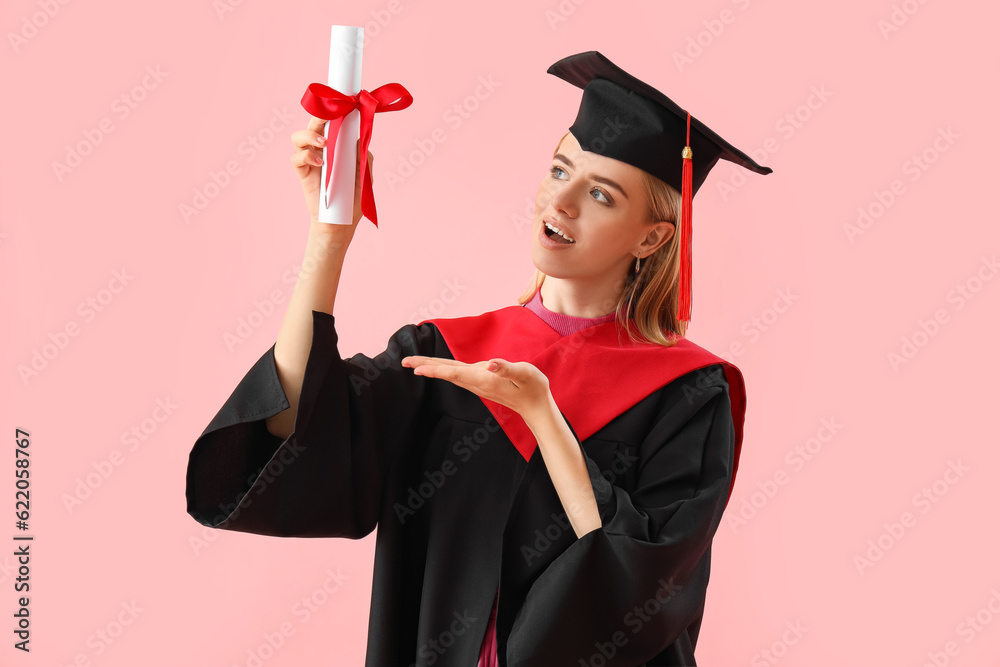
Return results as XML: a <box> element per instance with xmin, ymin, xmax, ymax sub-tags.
<box><xmin>553</xmin><ymin>153</ymin><xmax>629</xmax><ymax>200</ymax></box>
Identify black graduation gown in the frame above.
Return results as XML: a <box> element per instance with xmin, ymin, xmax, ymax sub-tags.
<box><xmin>185</xmin><ymin>305</ymin><xmax>745</xmax><ymax>667</ymax></box>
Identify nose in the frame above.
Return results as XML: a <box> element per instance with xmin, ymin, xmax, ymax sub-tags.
<box><xmin>545</xmin><ymin>179</ymin><xmax>579</xmax><ymax>219</ymax></box>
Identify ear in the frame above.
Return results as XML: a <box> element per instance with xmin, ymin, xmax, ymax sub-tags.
<box><xmin>637</xmin><ymin>220</ymin><xmax>675</xmax><ymax>256</ymax></box>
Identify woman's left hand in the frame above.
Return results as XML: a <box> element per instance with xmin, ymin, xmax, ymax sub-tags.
<box><xmin>400</xmin><ymin>355</ymin><xmax>552</xmax><ymax>420</ymax></box>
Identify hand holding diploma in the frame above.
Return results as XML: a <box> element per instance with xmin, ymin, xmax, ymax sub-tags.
<box><xmin>291</xmin><ymin>118</ymin><xmax>373</xmax><ymax>234</ymax></box>
<box><xmin>297</xmin><ymin>25</ymin><xmax>413</xmax><ymax>228</ymax></box>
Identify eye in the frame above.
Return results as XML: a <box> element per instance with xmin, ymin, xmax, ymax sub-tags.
<box><xmin>550</xmin><ymin>165</ymin><xmax>614</xmax><ymax>206</ymax></box>
<box><xmin>591</xmin><ymin>188</ymin><xmax>610</xmax><ymax>204</ymax></box>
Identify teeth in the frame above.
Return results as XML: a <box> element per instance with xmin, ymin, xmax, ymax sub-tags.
<box><xmin>545</xmin><ymin>221</ymin><xmax>575</xmax><ymax>243</ymax></box>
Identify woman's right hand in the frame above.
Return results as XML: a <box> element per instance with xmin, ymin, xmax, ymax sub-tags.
<box><xmin>291</xmin><ymin>116</ymin><xmax>374</xmax><ymax>245</ymax></box>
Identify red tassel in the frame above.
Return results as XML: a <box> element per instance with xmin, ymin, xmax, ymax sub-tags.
<box><xmin>677</xmin><ymin>111</ymin><xmax>694</xmax><ymax>323</ymax></box>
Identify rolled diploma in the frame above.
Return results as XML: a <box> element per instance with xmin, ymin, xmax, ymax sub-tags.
<box><xmin>318</xmin><ymin>25</ymin><xmax>364</xmax><ymax>225</ymax></box>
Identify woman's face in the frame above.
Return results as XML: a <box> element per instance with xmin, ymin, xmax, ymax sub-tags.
<box><xmin>531</xmin><ymin>131</ymin><xmax>674</xmax><ymax>286</ymax></box>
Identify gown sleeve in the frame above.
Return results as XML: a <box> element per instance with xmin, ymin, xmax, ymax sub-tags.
<box><xmin>505</xmin><ymin>366</ymin><xmax>735</xmax><ymax>666</ymax></box>
<box><xmin>185</xmin><ymin>309</ymin><xmax>435</xmax><ymax>539</ymax></box>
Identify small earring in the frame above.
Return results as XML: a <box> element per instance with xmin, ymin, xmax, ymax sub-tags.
<box><xmin>635</xmin><ymin>254</ymin><xmax>641</xmax><ymax>273</ymax></box>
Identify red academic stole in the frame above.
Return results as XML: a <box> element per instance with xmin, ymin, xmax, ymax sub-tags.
<box><xmin>420</xmin><ymin>306</ymin><xmax>746</xmax><ymax>504</ymax></box>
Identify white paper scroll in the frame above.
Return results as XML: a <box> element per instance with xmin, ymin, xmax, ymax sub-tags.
<box><xmin>318</xmin><ymin>25</ymin><xmax>364</xmax><ymax>225</ymax></box>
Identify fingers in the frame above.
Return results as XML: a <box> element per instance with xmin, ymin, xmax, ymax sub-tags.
<box><xmin>402</xmin><ymin>356</ymin><xmax>473</xmax><ymax>377</ymax></box>
<box><xmin>291</xmin><ymin>131</ymin><xmax>375</xmax><ymax>172</ymax></box>
<box><xmin>290</xmin><ymin>118</ymin><xmax>328</xmax><ymax>176</ymax></box>
<box><xmin>403</xmin><ymin>358</ymin><xmax>504</xmax><ymax>387</ymax></box>
<box><xmin>291</xmin><ymin>118</ymin><xmax>328</xmax><ymax>155</ymax></box>
<box><xmin>411</xmin><ymin>364</ymin><xmax>483</xmax><ymax>386</ymax></box>
<box><xmin>306</xmin><ymin>115</ymin><xmax>329</xmax><ymax>135</ymax></box>
<box><xmin>291</xmin><ymin>129</ymin><xmax>326</xmax><ymax>150</ymax></box>
<box><xmin>402</xmin><ymin>356</ymin><xmax>482</xmax><ymax>368</ymax></box>
<box><xmin>290</xmin><ymin>148</ymin><xmax>322</xmax><ymax>169</ymax></box>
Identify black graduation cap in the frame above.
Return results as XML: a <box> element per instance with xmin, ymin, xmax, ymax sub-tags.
<box><xmin>547</xmin><ymin>50</ymin><xmax>773</xmax><ymax>322</ymax></box>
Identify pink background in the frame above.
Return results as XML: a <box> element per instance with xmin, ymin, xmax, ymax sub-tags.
<box><xmin>3</xmin><ymin>0</ymin><xmax>998</xmax><ymax>664</ymax></box>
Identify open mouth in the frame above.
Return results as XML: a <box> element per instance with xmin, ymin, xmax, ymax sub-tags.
<box><xmin>544</xmin><ymin>221</ymin><xmax>575</xmax><ymax>244</ymax></box>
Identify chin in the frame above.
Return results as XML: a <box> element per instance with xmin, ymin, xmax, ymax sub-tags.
<box><xmin>529</xmin><ymin>251</ymin><xmax>568</xmax><ymax>279</ymax></box>
<box><xmin>529</xmin><ymin>247</ymin><xmax>551</xmax><ymax>274</ymax></box>
<box><xmin>530</xmin><ymin>222</ymin><xmax>577</xmax><ymax>278</ymax></box>
<box><xmin>528</xmin><ymin>246</ymin><xmax>546</xmax><ymax>272</ymax></box>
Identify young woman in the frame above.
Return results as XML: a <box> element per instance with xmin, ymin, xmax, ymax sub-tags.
<box><xmin>185</xmin><ymin>51</ymin><xmax>771</xmax><ymax>666</ymax></box>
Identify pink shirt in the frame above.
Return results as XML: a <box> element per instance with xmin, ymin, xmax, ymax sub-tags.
<box><xmin>522</xmin><ymin>287</ymin><xmax>618</xmax><ymax>336</ymax></box>
<box><xmin>476</xmin><ymin>288</ymin><xmax>618</xmax><ymax>666</ymax></box>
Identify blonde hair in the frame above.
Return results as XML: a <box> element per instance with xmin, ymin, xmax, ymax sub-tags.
<box><xmin>517</xmin><ymin>132</ymin><xmax>688</xmax><ymax>346</ymax></box>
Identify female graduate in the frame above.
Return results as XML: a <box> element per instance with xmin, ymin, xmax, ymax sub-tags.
<box><xmin>185</xmin><ymin>51</ymin><xmax>771</xmax><ymax>666</ymax></box>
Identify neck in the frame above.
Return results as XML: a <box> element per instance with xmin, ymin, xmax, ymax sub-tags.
<box><xmin>539</xmin><ymin>275</ymin><xmax>621</xmax><ymax>318</ymax></box>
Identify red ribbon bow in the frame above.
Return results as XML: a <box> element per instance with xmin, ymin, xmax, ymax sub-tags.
<box><xmin>300</xmin><ymin>82</ymin><xmax>413</xmax><ymax>227</ymax></box>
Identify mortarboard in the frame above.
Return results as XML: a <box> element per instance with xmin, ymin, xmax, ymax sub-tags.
<box><xmin>547</xmin><ymin>50</ymin><xmax>772</xmax><ymax>323</ymax></box>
